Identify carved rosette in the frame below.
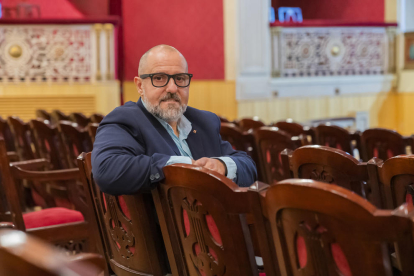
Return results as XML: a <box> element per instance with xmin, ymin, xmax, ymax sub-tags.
<box><xmin>310</xmin><ymin>169</ymin><xmax>334</xmax><ymax>183</ymax></box>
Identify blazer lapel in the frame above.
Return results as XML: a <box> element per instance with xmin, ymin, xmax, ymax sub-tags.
<box><xmin>186</xmin><ymin>123</ymin><xmax>206</xmax><ymax>160</ymax></box>
<box><xmin>137</xmin><ymin>99</ymin><xmax>181</xmax><ymax>155</ymax></box>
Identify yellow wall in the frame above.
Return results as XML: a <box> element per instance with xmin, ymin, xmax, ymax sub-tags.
<box><xmin>123</xmin><ymin>80</ymin><xmax>238</xmax><ymax>121</ymax></box>
<box><xmin>0</xmin><ymin>81</ymin><xmax>120</xmax><ymax>122</ymax></box>
<box><xmin>238</xmin><ymin>91</ymin><xmax>400</xmax><ymax>131</ymax></box>
<box><xmin>385</xmin><ymin>0</ymin><xmax>397</xmax><ymax>22</ymax></box>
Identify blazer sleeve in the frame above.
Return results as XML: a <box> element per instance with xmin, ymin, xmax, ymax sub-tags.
<box><xmin>216</xmin><ymin>117</ymin><xmax>258</xmax><ymax>187</ymax></box>
<box><xmin>91</xmin><ymin>123</ymin><xmax>170</xmax><ymax>195</ymax></box>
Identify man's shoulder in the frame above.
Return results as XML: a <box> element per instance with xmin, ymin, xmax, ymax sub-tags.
<box><xmin>101</xmin><ymin>101</ymin><xmax>143</xmax><ymax>124</ymax></box>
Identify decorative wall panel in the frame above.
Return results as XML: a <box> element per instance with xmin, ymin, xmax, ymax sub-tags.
<box><xmin>0</xmin><ymin>25</ymin><xmax>92</xmax><ymax>82</ymax></box>
<box><xmin>0</xmin><ymin>24</ymin><xmax>115</xmax><ymax>83</ymax></box>
<box><xmin>272</xmin><ymin>27</ymin><xmax>390</xmax><ymax>77</ymax></box>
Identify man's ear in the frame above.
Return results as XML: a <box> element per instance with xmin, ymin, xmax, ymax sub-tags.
<box><xmin>134</xmin><ymin>77</ymin><xmax>143</xmax><ymax>96</ymax></box>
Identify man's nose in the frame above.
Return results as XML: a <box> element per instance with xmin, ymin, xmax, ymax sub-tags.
<box><xmin>165</xmin><ymin>77</ymin><xmax>178</xmax><ymax>93</ymax></box>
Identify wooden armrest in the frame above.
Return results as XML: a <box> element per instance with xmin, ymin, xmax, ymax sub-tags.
<box><xmin>0</xmin><ymin>222</ymin><xmax>15</xmax><ymax>229</ymax></box>
<box><xmin>68</xmin><ymin>253</ymin><xmax>106</xmax><ymax>273</ymax></box>
<box><xmin>9</xmin><ymin>165</ymin><xmax>80</xmax><ymax>182</ymax></box>
<box><xmin>6</xmin><ymin>151</ymin><xmax>18</xmax><ymax>162</ymax></box>
<box><xmin>10</xmin><ymin>158</ymin><xmax>50</xmax><ymax>171</ymax></box>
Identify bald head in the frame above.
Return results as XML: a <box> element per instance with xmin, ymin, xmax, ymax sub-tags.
<box><xmin>138</xmin><ymin>44</ymin><xmax>188</xmax><ymax>75</ymax></box>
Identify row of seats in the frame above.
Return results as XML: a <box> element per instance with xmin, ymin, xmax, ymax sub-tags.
<box><xmin>220</xmin><ymin>118</ymin><xmax>414</xmax><ymax>184</ymax></box>
<box><xmin>1</xmin><ymin>112</ymin><xmax>414</xmax><ymax>275</ymax></box>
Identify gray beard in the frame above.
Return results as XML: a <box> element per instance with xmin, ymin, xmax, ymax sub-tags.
<box><xmin>142</xmin><ymin>95</ymin><xmax>187</xmax><ymax>122</ymax></box>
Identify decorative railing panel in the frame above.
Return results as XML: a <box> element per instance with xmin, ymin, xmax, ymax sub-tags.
<box><xmin>271</xmin><ymin>26</ymin><xmax>397</xmax><ymax>78</ymax></box>
<box><xmin>0</xmin><ymin>23</ymin><xmax>115</xmax><ymax>83</ymax></box>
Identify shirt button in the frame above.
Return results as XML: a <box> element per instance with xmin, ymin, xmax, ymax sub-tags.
<box><xmin>150</xmin><ymin>174</ymin><xmax>155</xmax><ymax>181</ymax></box>
<box><xmin>155</xmin><ymin>173</ymin><xmax>160</xmax><ymax>179</ymax></box>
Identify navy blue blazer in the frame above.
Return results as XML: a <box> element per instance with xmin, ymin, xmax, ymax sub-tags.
<box><xmin>91</xmin><ymin>99</ymin><xmax>257</xmax><ymax>195</ymax></box>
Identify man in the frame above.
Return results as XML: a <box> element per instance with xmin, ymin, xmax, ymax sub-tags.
<box><xmin>92</xmin><ymin>45</ymin><xmax>257</xmax><ymax>195</ymax></box>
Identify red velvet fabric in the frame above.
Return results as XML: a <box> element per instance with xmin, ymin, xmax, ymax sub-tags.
<box><xmin>118</xmin><ymin>196</ymin><xmax>131</xmax><ymax>219</ymax></box>
<box><xmin>296</xmin><ymin>237</ymin><xmax>351</xmax><ymax>275</ymax></box>
<box><xmin>23</xmin><ymin>207</ymin><xmax>84</xmax><ymax>229</ymax></box>
<box><xmin>406</xmin><ymin>194</ymin><xmax>413</xmax><ymax>206</ymax></box>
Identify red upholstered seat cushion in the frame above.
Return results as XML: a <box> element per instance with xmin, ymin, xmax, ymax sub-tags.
<box><xmin>23</xmin><ymin>207</ymin><xmax>84</xmax><ymax>229</ymax></box>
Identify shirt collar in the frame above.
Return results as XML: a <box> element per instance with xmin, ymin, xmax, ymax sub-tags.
<box><xmin>141</xmin><ymin>98</ymin><xmax>192</xmax><ymax>139</ymax></box>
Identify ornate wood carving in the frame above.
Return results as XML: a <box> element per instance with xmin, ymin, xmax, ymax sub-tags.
<box><xmin>182</xmin><ymin>198</ymin><xmax>225</xmax><ymax>276</ymax></box>
<box><xmin>310</xmin><ymin>169</ymin><xmax>334</xmax><ymax>183</ymax></box>
<box><xmin>103</xmin><ymin>195</ymin><xmax>135</xmax><ymax>259</ymax></box>
<box><xmin>55</xmin><ymin>239</ymin><xmax>86</xmax><ymax>255</ymax></box>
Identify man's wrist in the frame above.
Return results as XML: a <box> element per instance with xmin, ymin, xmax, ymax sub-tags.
<box><xmin>215</xmin><ymin>158</ymin><xmax>228</xmax><ymax>176</ymax></box>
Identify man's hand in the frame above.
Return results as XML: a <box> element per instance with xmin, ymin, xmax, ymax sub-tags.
<box><xmin>193</xmin><ymin>158</ymin><xmax>226</xmax><ymax>175</ymax></box>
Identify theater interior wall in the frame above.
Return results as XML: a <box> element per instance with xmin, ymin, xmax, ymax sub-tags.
<box><xmin>0</xmin><ymin>82</ymin><xmax>120</xmax><ymax>122</ymax></box>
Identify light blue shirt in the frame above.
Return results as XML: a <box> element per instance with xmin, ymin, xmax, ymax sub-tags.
<box><xmin>142</xmin><ymin>101</ymin><xmax>237</xmax><ymax>180</ymax></box>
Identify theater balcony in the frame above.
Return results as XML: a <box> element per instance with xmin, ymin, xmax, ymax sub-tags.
<box><xmin>0</xmin><ymin>17</ymin><xmax>121</xmax><ymax>121</ymax></box>
<box><xmin>269</xmin><ymin>20</ymin><xmax>397</xmax><ymax>98</ymax></box>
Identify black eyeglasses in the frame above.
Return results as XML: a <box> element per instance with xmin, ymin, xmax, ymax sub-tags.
<box><xmin>140</xmin><ymin>73</ymin><xmax>193</xmax><ymax>88</ymax></box>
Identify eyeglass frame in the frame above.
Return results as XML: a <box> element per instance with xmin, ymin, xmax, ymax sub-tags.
<box><xmin>139</xmin><ymin>73</ymin><xmax>193</xmax><ymax>88</ymax></box>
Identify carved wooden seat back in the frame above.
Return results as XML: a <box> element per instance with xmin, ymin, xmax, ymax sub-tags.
<box><xmin>7</xmin><ymin>116</ymin><xmax>37</xmax><ymax>161</ymax></box>
<box><xmin>35</xmin><ymin>109</ymin><xmax>52</xmax><ymax>122</ymax></box>
<box><xmin>260</xmin><ymin>179</ymin><xmax>414</xmax><ymax>276</ymax></box>
<box><xmin>315</xmin><ymin>124</ymin><xmax>357</xmax><ymax>155</ymax></box>
<box><xmin>0</xmin><ymin>229</ymin><xmax>105</xmax><ymax>276</ymax></box>
<box><xmin>273</xmin><ymin>120</ymin><xmax>315</xmax><ymax>144</ymax></box>
<box><xmin>220</xmin><ymin>123</ymin><xmax>245</xmax><ymax>150</ymax></box>
<box><xmin>0</xmin><ymin>117</ymin><xmax>16</xmax><ymax>152</ymax></box>
<box><xmin>238</xmin><ymin>118</ymin><xmax>266</xmax><ymax>132</ymax></box>
<box><xmin>87</xmin><ymin>123</ymin><xmax>99</xmax><ymax>144</ymax></box>
<box><xmin>70</xmin><ymin>113</ymin><xmax>91</xmax><ymax>129</ymax></box>
<box><xmin>0</xmin><ymin>138</ymin><xmax>25</xmax><ymax>230</ymax></box>
<box><xmin>360</xmin><ymin>128</ymin><xmax>406</xmax><ymax>161</ymax></box>
<box><xmin>77</xmin><ymin>152</ymin><xmax>169</xmax><ymax>276</ymax></box>
<box><xmin>58</xmin><ymin>121</ymin><xmax>93</xmax><ymax>168</ymax></box>
<box><xmin>219</xmin><ymin>123</ymin><xmax>263</xmax><ymax>181</ymax></box>
<box><xmin>153</xmin><ymin>164</ymin><xmax>261</xmax><ymax>276</ymax></box>
<box><xmin>273</xmin><ymin>120</ymin><xmax>304</xmax><ymax>136</ymax></box>
<box><xmin>90</xmin><ymin>113</ymin><xmax>104</xmax><ymax>124</ymax></box>
<box><xmin>30</xmin><ymin>119</ymin><xmax>69</xmax><ymax>170</ymax></box>
<box><xmin>282</xmin><ymin>145</ymin><xmax>377</xmax><ymax>201</ymax></box>
<box><xmin>51</xmin><ymin>110</ymin><xmax>70</xmax><ymax>125</ymax></box>
<box><xmin>370</xmin><ymin>155</ymin><xmax>414</xmax><ymax>209</ymax></box>
<box><xmin>255</xmin><ymin>127</ymin><xmax>299</xmax><ymax>184</ymax></box>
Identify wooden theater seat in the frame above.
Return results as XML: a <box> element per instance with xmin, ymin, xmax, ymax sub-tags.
<box><xmin>77</xmin><ymin>152</ymin><xmax>170</xmax><ymax>276</ymax></box>
<box><xmin>0</xmin><ymin>116</ymin><xmax>16</xmax><ymax>152</ymax></box>
<box><xmin>252</xmin><ymin>179</ymin><xmax>414</xmax><ymax>276</ymax></box>
<box><xmin>30</xmin><ymin>119</ymin><xmax>69</xmax><ymax>170</ymax></box>
<box><xmin>281</xmin><ymin>145</ymin><xmax>382</xmax><ymax>206</ymax></box>
<box><xmin>315</xmin><ymin>124</ymin><xmax>361</xmax><ymax>156</ymax></box>
<box><xmin>7</xmin><ymin>116</ymin><xmax>38</xmax><ymax>161</ymax></box>
<box><xmin>255</xmin><ymin>127</ymin><xmax>301</xmax><ymax>184</ymax></box>
<box><xmin>360</xmin><ymin>128</ymin><xmax>412</xmax><ymax>161</ymax></box>
<box><xmin>0</xmin><ymin>229</ymin><xmax>105</xmax><ymax>276</ymax></box>
<box><xmin>369</xmin><ymin>155</ymin><xmax>414</xmax><ymax>209</ymax></box>
<box><xmin>153</xmin><ymin>163</ymin><xmax>271</xmax><ymax>276</ymax></box>
<box><xmin>0</xmin><ymin>138</ymin><xmax>97</xmax><ymax>254</ymax></box>
<box><xmin>220</xmin><ymin>123</ymin><xmax>262</xmax><ymax>180</ymax></box>
<box><xmin>238</xmin><ymin>118</ymin><xmax>266</xmax><ymax>132</ymax></box>
<box><xmin>58</xmin><ymin>121</ymin><xmax>93</xmax><ymax>168</ymax></box>
<box><xmin>70</xmin><ymin>112</ymin><xmax>91</xmax><ymax>129</ymax></box>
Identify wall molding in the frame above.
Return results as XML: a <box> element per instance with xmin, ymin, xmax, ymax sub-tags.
<box><xmin>268</xmin><ymin>74</ymin><xmax>396</xmax><ymax>98</ymax></box>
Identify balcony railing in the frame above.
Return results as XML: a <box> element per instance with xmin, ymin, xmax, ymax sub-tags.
<box><xmin>270</xmin><ymin>21</ymin><xmax>397</xmax><ymax>78</ymax></box>
<box><xmin>0</xmin><ymin>17</ymin><xmax>119</xmax><ymax>83</ymax></box>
